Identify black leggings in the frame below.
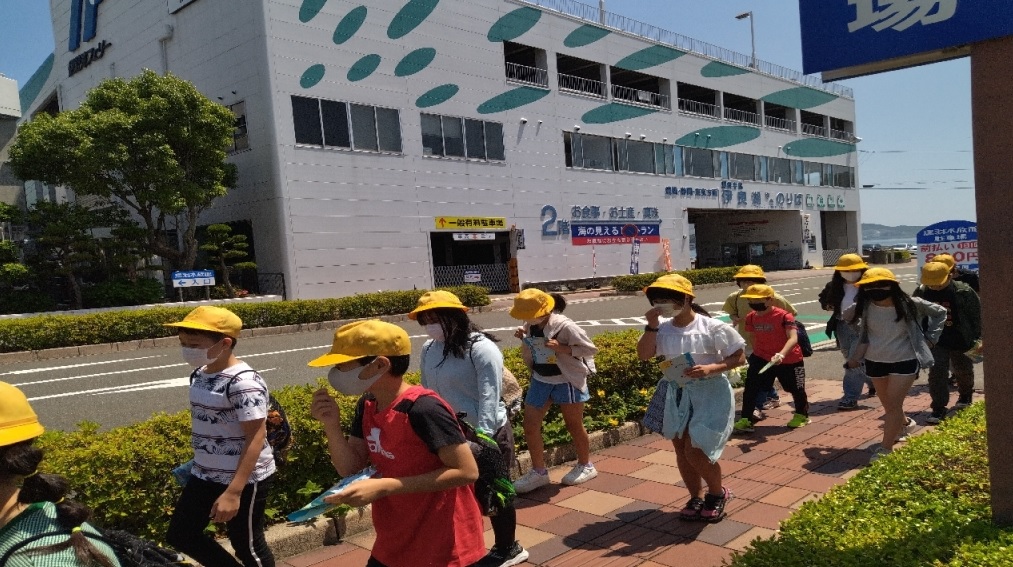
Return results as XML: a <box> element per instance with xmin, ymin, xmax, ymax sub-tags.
<box><xmin>741</xmin><ymin>354</ymin><xmax>809</xmax><ymax>422</ymax></box>
<box><xmin>489</xmin><ymin>421</ymin><xmax>518</xmax><ymax>550</ymax></box>
<box><xmin>167</xmin><ymin>475</ymin><xmax>275</xmax><ymax>567</ymax></box>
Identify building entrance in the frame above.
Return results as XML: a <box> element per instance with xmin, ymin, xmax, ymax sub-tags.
<box><xmin>430</xmin><ymin>231</ymin><xmax>511</xmax><ymax>292</ymax></box>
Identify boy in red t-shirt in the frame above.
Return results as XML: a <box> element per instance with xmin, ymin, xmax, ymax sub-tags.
<box><xmin>307</xmin><ymin>320</ymin><xmax>486</xmax><ymax>567</ymax></box>
<box><xmin>733</xmin><ymin>285</ymin><xmax>811</xmax><ymax>433</ymax></box>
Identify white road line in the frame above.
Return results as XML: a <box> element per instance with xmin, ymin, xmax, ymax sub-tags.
<box><xmin>28</xmin><ymin>369</ymin><xmax>278</xmax><ymax>401</ymax></box>
<box><xmin>0</xmin><ymin>355</ymin><xmax>167</xmax><ymax>376</ymax></box>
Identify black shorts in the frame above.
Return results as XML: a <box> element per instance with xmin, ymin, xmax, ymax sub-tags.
<box><xmin>864</xmin><ymin>359</ymin><xmax>918</xmax><ymax>378</ymax></box>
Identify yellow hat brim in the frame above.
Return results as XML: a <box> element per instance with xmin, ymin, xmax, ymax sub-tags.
<box><xmin>307</xmin><ymin>353</ymin><xmax>367</xmax><ymax>368</ymax></box>
<box><xmin>644</xmin><ymin>283</ymin><xmax>695</xmax><ymax>297</ymax></box>
<box><xmin>509</xmin><ymin>305</ymin><xmax>552</xmax><ymax>320</ymax></box>
<box><xmin>407</xmin><ymin>302</ymin><xmax>469</xmax><ymax>320</ymax></box>
<box><xmin>740</xmin><ymin>293</ymin><xmax>772</xmax><ymax>300</ymax></box>
<box><xmin>0</xmin><ymin>421</ymin><xmax>45</xmax><ymax>447</ymax></box>
<box><xmin>856</xmin><ymin>275</ymin><xmax>897</xmax><ymax>286</ymax></box>
<box><xmin>163</xmin><ymin>321</ymin><xmax>241</xmax><ymax>338</ymax></box>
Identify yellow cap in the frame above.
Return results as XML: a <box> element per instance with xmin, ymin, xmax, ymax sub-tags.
<box><xmin>733</xmin><ymin>265</ymin><xmax>766</xmax><ymax>281</ymax></box>
<box><xmin>740</xmin><ymin>284</ymin><xmax>776</xmax><ymax>300</ymax></box>
<box><xmin>308</xmin><ymin>320</ymin><xmax>411</xmax><ymax>367</ymax></box>
<box><xmin>932</xmin><ymin>253</ymin><xmax>956</xmax><ymax>271</ymax></box>
<box><xmin>921</xmin><ymin>262</ymin><xmax>951</xmax><ymax>287</ymax></box>
<box><xmin>509</xmin><ymin>289</ymin><xmax>555</xmax><ymax>320</ymax></box>
<box><xmin>834</xmin><ymin>253</ymin><xmax>868</xmax><ymax>271</ymax></box>
<box><xmin>855</xmin><ymin>267</ymin><xmax>898</xmax><ymax>287</ymax></box>
<box><xmin>163</xmin><ymin>306</ymin><xmax>242</xmax><ymax>338</ymax></box>
<box><xmin>0</xmin><ymin>382</ymin><xmax>45</xmax><ymax>447</ymax></box>
<box><xmin>408</xmin><ymin>290</ymin><xmax>468</xmax><ymax>320</ymax></box>
<box><xmin>644</xmin><ymin>274</ymin><xmax>695</xmax><ymax>297</ymax></box>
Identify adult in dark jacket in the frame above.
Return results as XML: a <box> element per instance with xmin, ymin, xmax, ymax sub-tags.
<box><xmin>913</xmin><ymin>261</ymin><xmax>982</xmax><ymax>424</ymax></box>
<box><xmin>818</xmin><ymin>254</ymin><xmax>873</xmax><ymax>410</ymax></box>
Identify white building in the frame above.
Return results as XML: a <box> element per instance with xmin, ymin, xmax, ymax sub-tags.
<box><xmin>17</xmin><ymin>0</ymin><xmax>861</xmax><ymax>298</ymax></box>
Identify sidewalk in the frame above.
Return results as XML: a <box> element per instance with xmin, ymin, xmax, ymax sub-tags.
<box><xmin>276</xmin><ymin>377</ymin><xmax>963</xmax><ymax>566</ymax></box>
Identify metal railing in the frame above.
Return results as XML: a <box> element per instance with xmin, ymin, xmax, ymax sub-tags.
<box><xmin>829</xmin><ymin>128</ymin><xmax>854</xmax><ymax>141</ymax></box>
<box><xmin>677</xmin><ymin>98</ymin><xmax>720</xmax><ymax>119</ymax></box>
<box><xmin>764</xmin><ymin>115</ymin><xmax>796</xmax><ymax>132</ymax></box>
<box><xmin>557</xmin><ymin>73</ymin><xmax>606</xmax><ymax>97</ymax></box>
<box><xmin>513</xmin><ymin>0</ymin><xmax>853</xmax><ymax>99</ymax></box>
<box><xmin>611</xmin><ymin>84</ymin><xmax>670</xmax><ymax>109</ymax></box>
<box><xmin>504</xmin><ymin>62</ymin><xmax>549</xmax><ymax>88</ymax></box>
<box><xmin>801</xmin><ymin>122</ymin><xmax>827</xmax><ymax>138</ymax></box>
<box><xmin>723</xmin><ymin>107</ymin><xmax>759</xmax><ymax>125</ymax></box>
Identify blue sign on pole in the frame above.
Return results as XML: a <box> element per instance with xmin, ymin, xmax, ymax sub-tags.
<box><xmin>915</xmin><ymin>220</ymin><xmax>978</xmax><ymax>272</ymax></box>
<box><xmin>800</xmin><ymin>0</ymin><xmax>1013</xmax><ymax>79</ymax></box>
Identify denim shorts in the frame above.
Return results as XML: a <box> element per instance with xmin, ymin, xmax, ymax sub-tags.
<box><xmin>864</xmin><ymin>359</ymin><xmax>918</xmax><ymax>378</ymax></box>
<box><xmin>525</xmin><ymin>378</ymin><xmax>590</xmax><ymax>408</ymax></box>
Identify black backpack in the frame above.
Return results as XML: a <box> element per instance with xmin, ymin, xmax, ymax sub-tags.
<box><xmin>455</xmin><ymin>412</ymin><xmax>516</xmax><ymax>517</ymax></box>
<box><xmin>189</xmin><ymin>369</ymin><xmax>294</xmax><ymax>466</ymax></box>
<box><xmin>0</xmin><ymin>527</ymin><xmax>188</xmax><ymax>567</ymax></box>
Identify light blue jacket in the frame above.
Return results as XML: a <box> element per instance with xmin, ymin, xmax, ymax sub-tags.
<box><xmin>420</xmin><ymin>333</ymin><xmax>508</xmax><ymax>434</ymax></box>
<box><xmin>852</xmin><ymin>296</ymin><xmax>947</xmax><ymax>370</ymax></box>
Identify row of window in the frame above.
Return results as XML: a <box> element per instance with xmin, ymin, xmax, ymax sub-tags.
<box><xmin>292</xmin><ymin>96</ymin><xmax>403</xmax><ymax>153</ymax></box>
<box><xmin>421</xmin><ymin>114</ymin><xmax>505</xmax><ymax>161</ymax></box>
<box><xmin>563</xmin><ymin>132</ymin><xmax>855</xmax><ymax>188</ymax></box>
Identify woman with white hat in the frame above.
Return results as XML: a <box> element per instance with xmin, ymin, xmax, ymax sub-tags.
<box><xmin>0</xmin><ymin>382</ymin><xmax>122</xmax><ymax>566</ymax></box>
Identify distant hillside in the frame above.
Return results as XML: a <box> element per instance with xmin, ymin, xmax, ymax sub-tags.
<box><xmin>862</xmin><ymin>224</ymin><xmax>922</xmax><ymax>241</ymax></box>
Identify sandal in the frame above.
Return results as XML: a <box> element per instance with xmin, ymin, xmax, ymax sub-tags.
<box><xmin>678</xmin><ymin>496</ymin><xmax>705</xmax><ymax>520</ymax></box>
<box><xmin>699</xmin><ymin>487</ymin><xmax>731</xmax><ymax>523</ymax></box>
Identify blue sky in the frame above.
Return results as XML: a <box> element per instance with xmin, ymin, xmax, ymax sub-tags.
<box><xmin>0</xmin><ymin>0</ymin><xmax>975</xmax><ymax>227</ymax></box>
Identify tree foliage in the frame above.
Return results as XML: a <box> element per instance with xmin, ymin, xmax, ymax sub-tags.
<box><xmin>200</xmin><ymin>223</ymin><xmax>256</xmax><ymax>298</ymax></box>
<box><xmin>8</xmin><ymin>69</ymin><xmax>238</xmax><ymax>272</ymax></box>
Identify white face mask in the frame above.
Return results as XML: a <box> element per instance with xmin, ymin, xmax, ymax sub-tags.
<box><xmin>327</xmin><ymin>362</ymin><xmax>382</xmax><ymax>396</ymax></box>
<box><xmin>424</xmin><ymin>323</ymin><xmax>445</xmax><ymax>342</ymax></box>
<box><xmin>654</xmin><ymin>303</ymin><xmax>678</xmax><ymax>317</ymax></box>
<box><xmin>181</xmin><ymin>342</ymin><xmax>222</xmax><ymax>368</ymax></box>
<box><xmin>840</xmin><ymin>272</ymin><xmax>862</xmax><ymax>283</ymax></box>
<box><xmin>525</xmin><ymin>317</ymin><xmax>547</xmax><ymax>327</ymax></box>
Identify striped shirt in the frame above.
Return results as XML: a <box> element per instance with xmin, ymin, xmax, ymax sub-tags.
<box><xmin>0</xmin><ymin>502</ymin><xmax>121</xmax><ymax>567</ymax></box>
<box><xmin>189</xmin><ymin>362</ymin><xmax>276</xmax><ymax>484</ymax></box>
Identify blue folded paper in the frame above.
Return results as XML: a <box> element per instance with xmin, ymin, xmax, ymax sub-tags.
<box><xmin>286</xmin><ymin>466</ymin><xmax>377</xmax><ymax>523</ymax></box>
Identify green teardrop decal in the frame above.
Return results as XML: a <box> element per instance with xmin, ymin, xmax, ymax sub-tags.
<box><xmin>563</xmin><ymin>24</ymin><xmax>610</xmax><ymax>48</ymax></box>
<box><xmin>395</xmin><ymin>47</ymin><xmax>437</xmax><ymax>77</ymax></box>
<box><xmin>782</xmin><ymin>138</ymin><xmax>855</xmax><ymax>157</ymax></box>
<box><xmin>417</xmin><ymin>84</ymin><xmax>459</xmax><ymax>108</ymax></box>
<box><xmin>388</xmin><ymin>0</ymin><xmax>440</xmax><ymax>40</ymax></box>
<box><xmin>347</xmin><ymin>54</ymin><xmax>381</xmax><ymax>82</ymax></box>
<box><xmin>581</xmin><ymin>103</ymin><xmax>658</xmax><ymax>124</ymax></box>
<box><xmin>477</xmin><ymin>86</ymin><xmax>550</xmax><ymax>114</ymax></box>
<box><xmin>333</xmin><ymin>6</ymin><xmax>367</xmax><ymax>45</ymax></box>
<box><xmin>300</xmin><ymin>64</ymin><xmax>325</xmax><ymax>88</ymax></box>
<box><xmin>701</xmin><ymin>61</ymin><xmax>749</xmax><ymax>78</ymax></box>
<box><xmin>614</xmin><ymin>45</ymin><xmax>685</xmax><ymax>71</ymax></box>
<box><xmin>487</xmin><ymin>7</ymin><xmax>542</xmax><ymax>42</ymax></box>
<box><xmin>674</xmin><ymin>126</ymin><xmax>760</xmax><ymax>148</ymax></box>
<box><xmin>762</xmin><ymin>87</ymin><xmax>838</xmax><ymax>109</ymax></box>
<box><xmin>299</xmin><ymin>0</ymin><xmax>328</xmax><ymax>23</ymax></box>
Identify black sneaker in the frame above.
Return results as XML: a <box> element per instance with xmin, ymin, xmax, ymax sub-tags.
<box><xmin>954</xmin><ymin>395</ymin><xmax>973</xmax><ymax>409</ymax></box>
<box><xmin>476</xmin><ymin>541</ymin><xmax>529</xmax><ymax>567</ymax></box>
<box><xmin>926</xmin><ymin>409</ymin><xmax>947</xmax><ymax>424</ymax></box>
<box><xmin>867</xmin><ymin>386</ymin><xmax>877</xmax><ymax>397</ymax></box>
<box><xmin>837</xmin><ymin>399</ymin><xmax>858</xmax><ymax>411</ymax></box>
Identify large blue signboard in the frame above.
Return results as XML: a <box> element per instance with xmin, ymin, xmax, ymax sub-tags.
<box><xmin>915</xmin><ymin>219</ymin><xmax>977</xmax><ymax>272</ymax></box>
<box><xmin>800</xmin><ymin>1</ymin><xmax>1013</xmax><ymax>80</ymax></box>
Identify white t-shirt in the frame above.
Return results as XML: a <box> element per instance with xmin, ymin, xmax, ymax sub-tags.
<box><xmin>655</xmin><ymin>315</ymin><xmax>745</xmax><ymax>366</ymax></box>
<box><xmin>863</xmin><ymin>304</ymin><xmax>916</xmax><ymax>363</ymax></box>
<box><xmin>189</xmin><ymin>362</ymin><xmax>276</xmax><ymax>484</ymax></box>
<box><xmin>839</xmin><ymin>285</ymin><xmax>859</xmax><ymax>320</ymax></box>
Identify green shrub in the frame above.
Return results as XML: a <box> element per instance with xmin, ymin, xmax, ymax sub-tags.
<box><xmin>82</xmin><ymin>278</ymin><xmax>165</xmax><ymax>308</ymax></box>
<box><xmin>729</xmin><ymin>403</ymin><xmax>1011</xmax><ymax>567</ymax></box>
<box><xmin>612</xmin><ymin>266</ymin><xmax>741</xmax><ymax>292</ymax></box>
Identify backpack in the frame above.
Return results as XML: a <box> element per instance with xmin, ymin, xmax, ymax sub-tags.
<box><xmin>455</xmin><ymin>412</ymin><xmax>517</xmax><ymax>517</ymax></box>
<box><xmin>0</xmin><ymin>527</ymin><xmax>189</xmax><ymax>567</ymax></box>
<box><xmin>189</xmin><ymin>368</ymin><xmax>294</xmax><ymax>466</ymax></box>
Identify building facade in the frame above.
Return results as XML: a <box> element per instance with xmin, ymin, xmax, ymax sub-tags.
<box><xmin>17</xmin><ymin>0</ymin><xmax>861</xmax><ymax>299</ymax></box>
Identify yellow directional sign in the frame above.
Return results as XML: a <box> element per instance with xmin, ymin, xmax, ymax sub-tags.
<box><xmin>433</xmin><ymin>216</ymin><xmax>506</xmax><ymax>230</ymax></box>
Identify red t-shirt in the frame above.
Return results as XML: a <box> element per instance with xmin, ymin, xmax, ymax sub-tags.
<box><xmin>745</xmin><ymin>306</ymin><xmax>804</xmax><ymax>364</ymax></box>
<box><xmin>356</xmin><ymin>386</ymin><xmax>486</xmax><ymax>567</ymax></box>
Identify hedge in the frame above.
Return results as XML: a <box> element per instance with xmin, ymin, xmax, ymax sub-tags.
<box><xmin>34</xmin><ymin>328</ymin><xmax>664</xmax><ymax>541</ymax></box>
<box><xmin>729</xmin><ymin>403</ymin><xmax>1011</xmax><ymax>567</ymax></box>
<box><xmin>0</xmin><ymin>285</ymin><xmax>489</xmax><ymax>353</ymax></box>
<box><xmin>611</xmin><ymin>266</ymin><xmax>741</xmax><ymax>292</ymax></box>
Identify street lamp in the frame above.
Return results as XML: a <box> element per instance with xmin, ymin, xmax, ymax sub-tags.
<box><xmin>735</xmin><ymin>11</ymin><xmax>756</xmax><ymax>69</ymax></box>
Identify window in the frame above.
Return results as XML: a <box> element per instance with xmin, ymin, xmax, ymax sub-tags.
<box><xmin>228</xmin><ymin>101</ymin><xmax>249</xmax><ymax>152</ymax></box>
<box><xmin>804</xmin><ymin>161</ymin><xmax>822</xmax><ymax>186</ymax></box>
<box><xmin>291</xmin><ymin>96</ymin><xmax>402</xmax><ymax>152</ymax></box>
<box><xmin>578</xmin><ymin>133</ymin><xmax>613</xmax><ymax>170</ymax></box>
<box><xmin>619</xmin><ymin>140</ymin><xmax>654</xmax><ymax>173</ymax></box>
<box><xmin>769</xmin><ymin>157</ymin><xmax>793</xmax><ymax>184</ymax></box>
<box><xmin>421</xmin><ymin>114</ymin><xmax>505</xmax><ymax>161</ymax></box>
<box><xmin>832</xmin><ymin>164</ymin><xmax>853</xmax><ymax>188</ymax></box>
<box><xmin>684</xmin><ymin>147</ymin><xmax>715</xmax><ymax>178</ymax></box>
<box><xmin>729</xmin><ymin>153</ymin><xmax>755</xmax><ymax>181</ymax></box>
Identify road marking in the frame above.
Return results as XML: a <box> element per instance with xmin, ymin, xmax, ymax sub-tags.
<box><xmin>28</xmin><ymin>369</ymin><xmax>278</xmax><ymax>401</ymax></box>
<box><xmin>0</xmin><ymin>355</ymin><xmax>167</xmax><ymax>376</ymax></box>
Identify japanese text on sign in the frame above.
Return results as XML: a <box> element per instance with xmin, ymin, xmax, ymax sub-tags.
<box><xmin>171</xmin><ymin>270</ymin><xmax>216</xmax><ymax>288</ymax></box>
<box><xmin>571</xmin><ymin>223</ymin><xmax>661</xmax><ymax>246</ymax></box>
<box><xmin>434</xmin><ymin>217</ymin><xmax>506</xmax><ymax>230</ymax></box>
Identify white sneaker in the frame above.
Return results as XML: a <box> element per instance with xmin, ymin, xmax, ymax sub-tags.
<box><xmin>561</xmin><ymin>463</ymin><xmax>597</xmax><ymax>486</ymax></box>
<box><xmin>512</xmin><ymin>469</ymin><xmax>550</xmax><ymax>494</ymax></box>
<box><xmin>896</xmin><ymin>416</ymin><xmax>916</xmax><ymax>442</ymax></box>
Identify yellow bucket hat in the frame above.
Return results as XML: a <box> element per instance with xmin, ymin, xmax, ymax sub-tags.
<box><xmin>740</xmin><ymin>284</ymin><xmax>776</xmax><ymax>300</ymax></box>
<box><xmin>408</xmin><ymin>290</ymin><xmax>468</xmax><ymax>320</ymax></box>
<box><xmin>733</xmin><ymin>265</ymin><xmax>766</xmax><ymax>281</ymax></box>
<box><xmin>834</xmin><ymin>253</ymin><xmax>868</xmax><ymax>271</ymax></box>
<box><xmin>932</xmin><ymin>254</ymin><xmax>956</xmax><ymax>271</ymax></box>
<box><xmin>855</xmin><ymin>267</ymin><xmax>898</xmax><ymax>287</ymax></box>
<box><xmin>0</xmin><ymin>382</ymin><xmax>45</xmax><ymax>447</ymax></box>
<box><xmin>308</xmin><ymin>320</ymin><xmax>411</xmax><ymax>367</ymax></box>
<box><xmin>644</xmin><ymin>274</ymin><xmax>695</xmax><ymax>297</ymax></box>
<box><xmin>164</xmin><ymin>306</ymin><xmax>243</xmax><ymax>338</ymax></box>
<box><xmin>509</xmin><ymin>289</ymin><xmax>554</xmax><ymax>320</ymax></box>
<box><xmin>921</xmin><ymin>262</ymin><xmax>951</xmax><ymax>287</ymax></box>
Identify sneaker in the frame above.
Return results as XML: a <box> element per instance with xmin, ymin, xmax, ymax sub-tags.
<box><xmin>896</xmin><ymin>417</ymin><xmax>916</xmax><ymax>442</ymax></box>
<box><xmin>699</xmin><ymin>487</ymin><xmax>731</xmax><ymax>523</ymax></box>
<box><xmin>867</xmin><ymin>386</ymin><xmax>876</xmax><ymax>397</ymax></box>
<box><xmin>786</xmin><ymin>413</ymin><xmax>811</xmax><ymax>428</ymax></box>
<box><xmin>733</xmin><ymin>417</ymin><xmax>755</xmax><ymax>434</ymax></box>
<box><xmin>926</xmin><ymin>409</ymin><xmax>947</xmax><ymax>425</ymax></box>
<box><xmin>476</xmin><ymin>541</ymin><xmax>529</xmax><ymax>567</ymax></box>
<box><xmin>561</xmin><ymin>463</ymin><xmax>597</xmax><ymax>486</ymax></box>
<box><xmin>512</xmin><ymin>469</ymin><xmax>549</xmax><ymax>494</ymax></box>
<box><xmin>954</xmin><ymin>395</ymin><xmax>973</xmax><ymax>409</ymax></box>
<box><xmin>837</xmin><ymin>399</ymin><xmax>858</xmax><ymax>411</ymax></box>
<box><xmin>762</xmin><ymin>398</ymin><xmax>781</xmax><ymax>410</ymax></box>
<box><xmin>869</xmin><ymin>447</ymin><xmax>892</xmax><ymax>463</ymax></box>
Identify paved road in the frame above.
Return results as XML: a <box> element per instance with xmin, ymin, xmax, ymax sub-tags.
<box><xmin>4</xmin><ymin>266</ymin><xmax>925</xmax><ymax>431</ymax></box>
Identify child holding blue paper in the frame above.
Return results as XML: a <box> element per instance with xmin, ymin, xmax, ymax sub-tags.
<box><xmin>637</xmin><ymin>274</ymin><xmax>745</xmax><ymax>523</ymax></box>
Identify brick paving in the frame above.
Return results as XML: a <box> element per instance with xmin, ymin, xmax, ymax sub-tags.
<box><xmin>277</xmin><ymin>378</ymin><xmax>973</xmax><ymax>566</ymax></box>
